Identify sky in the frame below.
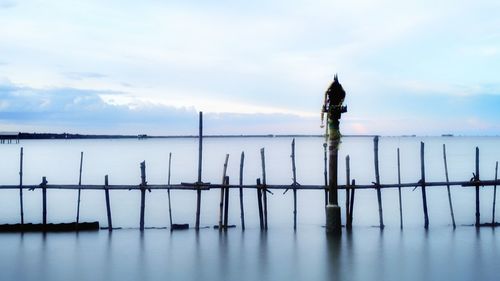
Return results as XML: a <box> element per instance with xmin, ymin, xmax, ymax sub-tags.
<box><xmin>0</xmin><ymin>0</ymin><xmax>499</xmax><ymax>135</ymax></box>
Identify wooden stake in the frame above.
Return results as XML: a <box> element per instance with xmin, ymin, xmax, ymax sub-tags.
<box><xmin>492</xmin><ymin>161</ymin><xmax>498</xmax><ymax>225</ymax></box>
<box><xmin>76</xmin><ymin>151</ymin><xmax>83</xmax><ymax>224</ymax></box>
<box><xmin>256</xmin><ymin>178</ymin><xmax>264</xmax><ymax>230</ymax></box>
<box><xmin>140</xmin><ymin>161</ymin><xmax>146</xmax><ymax>231</ymax></box>
<box><xmin>167</xmin><ymin>152</ymin><xmax>173</xmax><ymax>229</ymax></box>
<box><xmin>443</xmin><ymin>144</ymin><xmax>456</xmax><ymax>228</ymax></box>
<box><xmin>345</xmin><ymin>155</ymin><xmax>351</xmax><ymax>229</ymax></box>
<box><xmin>239</xmin><ymin>151</ymin><xmax>246</xmax><ymax>230</ymax></box>
<box><xmin>218</xmin><ymin>154</ymin><xmax>229</xmax><ymax>230</ymax></box>
<box><xmin>349</xmin><ymin>179</ymin><xmax>355</xmax><ymax>226</ymax></box>
<box><xmin>104</xmin><ymin>175</ymin><xmax>112</xmax><ymax>230</ymax></box>
<box><xmin>397</xmin><ymin>148</ymin><xmax>403</xmax><ymax>229</ymax></box>
<box><xmin>291</xmin><ymin>139</ymin><xmax>298</xmax><ymax>230</ymax></box>
<box><xmin>41</xmin><ymin>177</ymin><xmax>47</xmax><ymax>225</ymax></box>
<box><xmin>223</xmin><ymin>176</ymin><xmax>229</xmax><ymax>230</ymax></box>
<box><xmin>420</xmin><ymin>142</ymin><xmax>429</xmax><ymax>229</ymax></box>
<box><xmin>374</xmin><ymin>136</ymin><xmax>384</xmax><ymax>228</ymax></box>
<box><xmin>323</xmin><ymin>143</ymin><xmax>328</xmax><ymax>206</ymax></box>
<box><xmin>19</xmin><ymin>147</ymin><xmax>24</xmax><ymax>224</ymax></box>
<box><xmin>195</xmin><ymin>111</ymin><xmax>203</xmax><ymax>230</ymax></box>
<box><xmin>475</xmin><ymin>147</ymin><xmax>480</xmax><ymax>227</ymax></box>
<box><xmin>260</xmin><ymin>148</ymin><xmax>268</xmax><ymax>230</ymax></box>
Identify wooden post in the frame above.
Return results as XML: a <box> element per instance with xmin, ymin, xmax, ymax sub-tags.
<box><xmin>167</xmin><ymin>152</ymin><xmax>173</xmax><ymax>229</ymax></box>
<box><xmin>349</xmin><ymin>179</ymin><xmax>355</xmax><ymax>226</ymax></box>
<box><xmin>239</xmin><ymin>151</ymin><xmax>245</xmax><ymax>230</ymax></box>
<box><xmin>475</xmin><ymin>147</ymin><xmax>480</xmax><ymax>227</ymax></box>
<box><xmin>345</xmin><ymin>155</ymin><xmax>351</xmax><ymax>229</ymax></box>
<box><xmin>323</xmin><ymin>143</ymin><xmax>328</xmax><ymax>206</ymax></box>
<box><xmin>223</xmin><ymin>176</ymin><xmax>230</xmax><ymax>230</ymax></box>
<box><xmin>76</xmin><ymin>151</ymin><xmax>83</xmax><ymax>224</ymax></box>
<box><xmin>373</xmin><ymin>136</ymin><xmax>384</xmax><ymax>228</ymax></box>
<box><xmin>291</xmin><ymin>139</ymin><xmax>298</xmax><ymax>230</ymax></box>
<box><xmin>260</xmin><ymin>148</ymin><xmax>268</xmax><ymax>230</ymax></box>
<box><xmin>492</xmin><ymin>161</ymin><xmax>498</xmax><ymax>225</ymax></box>
<box><xmin>420</xmin><ymin>142</ymin><xmax>429</xmax><ymax>229</ymax></box>
<box><xmin>218</xmin><ymin>154</ymin><xmax>229</xmax><ymax>230</ymax></box>
<box><xmin>256</xmin><ymin>178</ymin><xmax>264</xmax><ymax>230</ymax></box>
<box><xmin>195</xmin><ymin>112</ymin><xmax>203</xmax><ymax>230</ymax></box>
<box><xmin>104</xmin><ymin>175</ymin><xmax>112</xmax><ymax>230</ymax></box>
<box><xmin>397</xmin><ymin>148</ymin><xmax>403</xmax><ymax>229</ymax></box>
<box><xmin>442</xmin><ymin>144</ymin><xmax>456</xmax><ymax>228</ymax></box>
<box><xmin>19</xmin><ymin>147</ymin><xmax>24</xmax><ymax>224</ymax></box>
<box><xmin>41</xmin><ymin>177</ymin><xmax>48</xmax><ymax>225</ymax></box>
<box><xmin>140</xmin><ymin>161</ymin><xmax>147</xmax><ymax>231</ymax></box>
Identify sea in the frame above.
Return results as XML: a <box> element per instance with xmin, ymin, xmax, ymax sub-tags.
<box><xmin>0</xmin><ymin>136</ymin><xmax>499</xmax><ymax>281</ymax></box>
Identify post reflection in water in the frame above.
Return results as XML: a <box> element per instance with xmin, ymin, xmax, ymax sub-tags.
<box><xmin>1</xmin><ymin>227</ymin><xmax>499</xmax><ymax>281</ymax></box>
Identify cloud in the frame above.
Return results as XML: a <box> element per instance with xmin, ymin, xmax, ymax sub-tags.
<box><xmin>0</xmin><ymin>0</ymin><xmax>15</xmax><ymax>9</ymax></box>
<box><xmin>63</xmin><ymin>72</ymin><xmax>107</xmax><ymax>80</ymax></box>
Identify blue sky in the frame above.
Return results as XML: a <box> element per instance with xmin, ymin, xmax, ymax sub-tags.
<box><xmin>0</xmin><ymin>0</ymin><xmax>499</xmax><ymax>135</ymax></box>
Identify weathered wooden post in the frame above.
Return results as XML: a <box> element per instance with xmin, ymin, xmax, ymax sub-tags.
<box><xmin>475</xmin><ymin>147</ymin><xmax>480</xmax><ymax>227</ymax></box>
<box><xmin>420</xmin><ymin>142</ymin><xmax>429</xmax><ymax>229</ymax></box>
<box><xmin>442</xmin><ymin>144</ymin><xmax>456</xmax><ymax>228</ymax></box>
<box><xmin>76</xmin><ymin>151</ymin><xmax>83</xmax><ymax>224</ymax></box>
<box><xmin>256</xmin><ymin>178</ymin><xmax>264</xmax><ymax>230</ymax></box>
<box><xmin>19</xmin><ymin>147</ymin><xmax>24</xmax><ymax>224</ymax></box>
<box><xmin>492</xmin><ymin>161</ymin><xmax>498</xmax><ymax>225</ymax></box>
<box><xmin>291</xmin><ymin>139</ymin><xmax>298</xmax><ymax>230</ymax></box>
<box><xmin>239</xmin><ymin>151</ymin><xmax>246</xmax><ymax>230</ymax></box>
<box><xmin>167</xmin><ymin>152</ymin><xmax>173</xmax><ymax>229</ymax></box>
<box><xmin>345</xmin><ymin>155</ymin><xmax>351</xmax><ymax>229</ymax></box>
<box><xmin>321</xmin><ymin>74</ymin><xmax>347</xmax><ymax>233</ymax></box>
<box><xmin>397</xmin><ymin>148</ymin><xmax>403</xmax><ymax>229</ymax></box>
<box><xmin>140</xmin><ymin>161</ymin><xmax>147</xmax><ymax>231</ymax></box>
<box><xmin>260</xmin><ymin>148</ymin><xmax>268</xmax><ymax>230</ymax></box>
<box><xmin>223</xmin><ymin>176</ymin><xmax>230</xmax><ymax>230</ymax></box>
<box><xmin>195</xmin><ymin>112</ymin><xmax>203</xmax><ymax>230</ymax></box>
<box><xmin>104</xmin><ymin>175</ymin><xmax>112</xmax><ymax>230</ymax></box>
<box><xmin>41</xmin><ymin>177</ymin><xmax>48</xmax><ymax>225</ymax></box>
<box><xmin>218</xmin><ymin>154</ymin><xmax>229</xmax><ymax>230</ymax></box>
<box><xmin>374</xmin><ymin>136</ymin><xmax>384</xmax><ymax>228</ymax></box>
<box><xmin>323</xmin><ymin>143</ymin><xmax>328</xmax><ymax>206</ymax></box>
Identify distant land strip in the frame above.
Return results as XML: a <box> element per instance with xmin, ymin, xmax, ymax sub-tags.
<box><xmin>12</xmin><ymin>133</ymin><xmax>381</xmax><ymax>140</ymax></box>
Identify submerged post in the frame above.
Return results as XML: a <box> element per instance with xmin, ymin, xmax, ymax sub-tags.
<box><xmin>420</xmin><ymin>142</ymin><xmax>429</xmax><ymax>229</ymax></box>
<box><xmin>291</xmin><ymin>139</ymin><xmax>298</xmax><ymax>230</ymax></box>
<box><xmin>492</xmin><ymin>161</ymin><xmax>498</xmax><ymax>225</ymax></box>
<box><xmin>323</xmin><ymin>143</ymin><xmax>328</xmax><ymax>206</ymax></box>
<box><xmin>397</xmin><ymin>148</ymin><xmax>403</xmax><ymax>229</ymax></box>
<box><xmin>443</xmin><ymin>144</ymin><xmax>456</xmax><ymax>228</ymax></box>
<box><xmin>140</xmin><ymin>161</ymin><xmax>147</xmax><ymax>231</ymax></box>
<box><xmin>104</xmin><ymin>175</ymin><xmax>112</xmax><ymax>230</ymax></box>
<box><xmin>195</xmin><ymin>112</ymin><xmax>203</xmax><ymax>230</ymax></box>
<box><xmin>321</xmin><ymin>74</ymin><xmax>347</xmax><ymax>233</ymax></box>
<box><xmin>41</xmin><ymin>177</ymin><xmax>48</xmax><ymax>225</ymax></box>
<box><xmin>239</xmin><ymin>151</ymin><xmax>246</xmax><ymax>230</ymax></box>
<box><xmin>167</xmin><ymin>152</ymin><xmax>173</xmax><ymax>229</ymax></box>
<box><xmin>76</xmin><ymin>151</ymin><xmax>84</xmax><ymax>224</ymax></box>
<box><xmin>260</xmin><ymin>148</ymin><xmax>268</xmax><ymax>230</ymax></box>
<box><xmin>256</xmin><ymin>178</ymin><xmax>264</xmax><ymax>230</ymax></box>
<box><xmin>345</xmin><ymin>155</ymin><xmax>351</xmax><ymax>229</ymax></box>
<box><xmin>19</xmin><ymin>147</ymin><xmax>24</xmax><ymax>224</ymax></box>
<box><xmin>475</xmin><ymin>147</ymin><xmax>480</xmax><ymax>227</ymax></box>
<box><xmin>218</xmin><ymin>154</ymin><xmax>230</xmax><ymax>230</ymax></box>
<box><xmin>223</xmin><ymin>176</ymin><xmax>230</xmax><ymax>230</ymax></box>
<box><xmin>374</xmin><ymin>136</ymin><xmax>384</xmax><ymax>228</ymax></box>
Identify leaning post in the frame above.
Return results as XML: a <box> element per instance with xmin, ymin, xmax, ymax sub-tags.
<box><xmin>321</xmin><ymin>74</ymin><xmax>347</xmax><ymax>233</ymax></box>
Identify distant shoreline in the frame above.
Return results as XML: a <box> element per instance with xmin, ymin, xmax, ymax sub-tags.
<box><xmin>5</xmin><ymin>133</ymin><xmax>497</xmax><ymax>140</ymax></box>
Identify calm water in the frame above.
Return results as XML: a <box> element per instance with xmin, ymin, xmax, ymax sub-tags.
<box><xmin>0</xmin><ymin>136</ymin><xmax>499</xmax><ymax>281</ymax></box>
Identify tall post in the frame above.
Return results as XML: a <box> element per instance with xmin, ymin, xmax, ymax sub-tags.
<box><xmin>492</xmin><ymin>161</ymin><xmax>498</xmax><ymax>225</ymax></box>
<box><xmin>374</xmin><ymin>136</ymin><xmax>384</xmax><ymax>228</ymax></box>
<box><xmin>218</xmin><ymin>154</ymin><xmax>229</xmax><ymax>230</ymax></box>
<box><xmin>322</xmin><ymin>74</ymin><xmax>347</xmax><ymax>233</ymax></box>
<box><xmin>19</xmin><ymin>147</ymin><xmax>24</xmax><ymax>224</ymax></box>
<box><xmin>167</xmin><ymin>152</ymin><xmax>173</xmax><ymax>229</ymax></box>
<box><xmin>76</xmin><ymin>151</ymin><xmax>83</xmax><ymax>224</ymax></box>
<box><xmin>397</xmin><ymin>148</ymin><xmax>403</xmax><ymax>229</ymax></box>
<box><xmin>140</xmin><ymin>161</ymin><xmax>147</xmax><ymax>231</ymax></box>
<box><xmin>323</xmin><ymin>143</ymin><xmax>328</xmax><ymax>206</ymax></box>
<box><xmin>421</xmin><ymin>142</ymin><xmax>429</xmax><ymax>229</ymax></box>
<box><xmin>104</xmin><ymin>175</ymin><xmax>113</xmax><ymax>231</ymax></box>
<box><xmin>345</xmin><ymin>155</ymin><xmax>351</xmax><ymax>229</ymax></box>
<box><xmin>195</xmin><ymin>112</ymin><xmax>203</xmax><ymax>229</ymax></box>
<box><xmin>475</xmin><ymin>147</ymin><xmax>480</xmax><ymax>227</ymax></box>
<box><xmin>260</xmin><ymin>148</ymin><xmax>268</xmax><ymax>230</ymax></box>
<box><xmin>41</xmin><ymin>177</ymin><xmax>48</xmax><ymax>225</ymax></box>
<box><xmin>291</xmin><ymin>139</ymin><xmax>298</xmax><ymax>230</ymax></box>
<box><xmin>239</xmin><ymin>152</ymin><xmax>246</xmax><ymax>230</ymax></box>
<box><xmin>443</xmin><ymin>144</ymin><xmax>456</xmax><ymax>228</ymax></box>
